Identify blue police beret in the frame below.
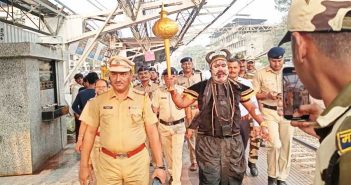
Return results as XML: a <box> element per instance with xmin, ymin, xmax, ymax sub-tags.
<box><xmin>148</xmin><ymin>67</ymin><xmax>157</xmax><ymax>72</ymax></box>
<box><xmin>137</xmin><ymin>66</ymin><xmax>150</xmax><ymax>73</ymax></box>
<box><xmin>180</xmin><ymin>57</ymin><xmax>192</xmax><ymax>63</ymax></box>
<box><xmin>162</xmin><ymin>67</ymin><xmax>178</xmax><ymax>76</ymax></box>
<box><xmin>267</xmin><ymin>47</ymin><xmax>285</xmax><ymax>59</ymax></box>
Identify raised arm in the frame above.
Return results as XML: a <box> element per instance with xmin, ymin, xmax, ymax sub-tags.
<box><xmin>164</xmin><ymin>75</ymin><xmax>196</xmax><ymax>108</ymax></box>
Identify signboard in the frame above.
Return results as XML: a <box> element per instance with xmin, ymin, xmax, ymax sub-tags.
<box><xmin>75</xmin><ymin>39</ymin><xmax>88</xmax><ymax>55</ymax></box>
<box><xmin>144</xmin><ymin>50</ymin><xmax>155</xmax><ymax>62</ymax></box>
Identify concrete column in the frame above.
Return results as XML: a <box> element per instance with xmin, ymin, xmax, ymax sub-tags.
<box><xmin>0</xmin><ymin>42</ymin><xmax>69</xmax><ymax>176</ymax></box>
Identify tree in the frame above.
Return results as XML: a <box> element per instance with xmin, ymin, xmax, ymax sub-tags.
<box><xmin>274</xmin><ymin>0</ymin><xmax>291</xmax><ymax>12</ymax></box>
<box><xmin>181</xmin><ymin>45</ymin><xmax>208</xmax><ymax>70</ymax></box>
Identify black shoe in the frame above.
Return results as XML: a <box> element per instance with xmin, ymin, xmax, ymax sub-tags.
<box><xmin>268</xmin><ymin>176</ymin><xmax>277</xmax><ymax>185</ymax></box>
<box><xmin>260</xmin><ymin>139</ymin><xmax>266</xmax><ymax>147</ymax></box>
<box><xmin>277</xmin><ymin>180</ymin><xmax>287</xmax><ymax>185</ymax></box>
<box><xmin>248</xmin><ymin>162</ymin><xmax>258</xmax><ymax>176</ymax></box>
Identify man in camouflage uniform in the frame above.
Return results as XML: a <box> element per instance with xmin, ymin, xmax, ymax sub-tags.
<box><xmin>280</xmin><ymin>0</ymin><xmax>351</xmax><ymax>184</ymax></box>
<box><xmin>234</xmin><ymin>53</ymin><xmax>262</xmax><ymax>176</ymax></box>
<box><xmin>246</xmin><ymin>57</ymin><xmax>257</xmax><ymax>79</ymax></box>
<box><xmin>227</xmin><ymin>58</ymin><xmax>261</xmax><ymax>177</ymax></box>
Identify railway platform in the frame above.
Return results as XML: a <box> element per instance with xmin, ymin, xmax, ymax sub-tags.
<box><xmin>0</xmin><ymin>130</ymin><xmax>318</xmax><ymax>185</ymax></box>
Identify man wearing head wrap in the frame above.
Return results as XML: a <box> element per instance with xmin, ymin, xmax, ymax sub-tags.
<box><xmin>164</xmin><ymin>49</ymin><xmax>269</xmax><ymax>184</ymax></box>
<box><xmin>280</xmin><ymin>0</ymin><xmax>351</xmax><ymax>185</ymax></box>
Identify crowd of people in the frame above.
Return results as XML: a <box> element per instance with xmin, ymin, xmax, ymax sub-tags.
<box><xmin>69</xmin><ymin>0</ymin><xmax>351</xmax><ymax>185</ymax></box>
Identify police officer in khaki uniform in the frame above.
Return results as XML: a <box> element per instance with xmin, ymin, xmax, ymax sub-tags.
<box><xmin>252</xmin><ymin>47</ymin><xmax>294</xmax><ymax>185</ymax></box>
<box><xmin>279</xmin><ymin>0</ymin><xmax>351</xmax><ymax>184</ymax></box>
<box><xmin>152</xmin><ymin>68</ymin><xmax>185</xmax><ymax>185</ymax></box>
<box><xmin>79</xmin><ymin>56</ymin><xmax>166</xmax><ymax>185</ymax></box>
<box><xmin>177</xmin><ymin>57</ymin><xmax>202</xmax><ymax>171</ymax></box>
<box><xmin>149</xmin><ymin>67</ymin><xmax>160</xmax><ymax>85</ymax></box>
<box><xmin>135</xmin><ymin>66</ymin><xmax>159</xmax><ymax>100</ymax></box>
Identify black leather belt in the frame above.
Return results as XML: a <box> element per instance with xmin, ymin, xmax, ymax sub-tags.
<box><xmin>263</xmin><ymin>104</ymin><xmax>277</xmax><ymax>110</ymax></box>
<box><xmin>160</xmin><ymin>118</ymin><xmax>184</xmax><ymax>126</ymax></box>
<box><xmin>198</xmin><ymin>131</ymin><xmax>240</xmax><ymax>138</ymax></box>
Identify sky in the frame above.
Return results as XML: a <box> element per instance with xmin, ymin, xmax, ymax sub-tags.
<box><xmin>188</xmin><ymin>0</ymin><xmax>287</xmax><ymax>46</ymax></box>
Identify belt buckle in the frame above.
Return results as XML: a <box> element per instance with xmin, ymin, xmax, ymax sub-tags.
<box><xmin>166</xmin><ymin>122</ymin><xmax>173</xmax><ymax>126</ymax></box>
<box><xmin>116</xmin><ymin>153</ymin><xmax>128</xmax><ymax>158</ymax></box>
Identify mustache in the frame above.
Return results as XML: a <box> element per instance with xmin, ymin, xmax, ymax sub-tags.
<box><xmin>215</xmin><ymin>70</ymin><xmax>228</xmax><ymax>75</ymax></box>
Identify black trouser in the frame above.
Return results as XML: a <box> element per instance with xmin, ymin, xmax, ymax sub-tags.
<box><xmin>239</xmin><ymin>120</ymin><xmax>250</xmax><ymax>149</ymax></box>
<box><xmin>196</xmin><ymin>134</ymin><xmax>245</xmax><ymax>185</ymax></box>
<box><xmin>74</xmin><ymin>116</ymin><xmax>81</xmax><ymax>142</ymax></box>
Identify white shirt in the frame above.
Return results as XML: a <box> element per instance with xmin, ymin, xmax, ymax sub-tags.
<box><xmin>237</xmin><ymin>77</ymin><xmax>260</xmax><ymax>126</ymax></box>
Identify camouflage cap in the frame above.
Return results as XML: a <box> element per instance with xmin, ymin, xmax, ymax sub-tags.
<box><xmin>234</xmin><ymin>53</ymin><xmax>245</xmax><ymax>60</ymax></box>
<box><xmin>108</xmin><ymin>56</ymin><xmax>135</xmax><ymax>72</ymax></box>
<box><xmin>279</xmin><ymin>0</ymin><xmax>351</xmax><ymax>46</ymax></box>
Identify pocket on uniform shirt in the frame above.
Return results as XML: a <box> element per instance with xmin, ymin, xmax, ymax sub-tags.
<box><xmin>129</xmin><ymin>107</ymin><xmax>143</xmax><ymax>124</ymax></box>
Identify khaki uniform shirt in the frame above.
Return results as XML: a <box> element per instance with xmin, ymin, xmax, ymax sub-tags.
<box><xmin>134</xmin><ymin>81</ymin><xmax>159</xmax><ymax>100</ymax></box>
<box><xmin>177</xmin><ymin>73</ymin><xmax>202</xmax><ymax>88</ymax></box>
<box><xmin>245</xmin><ymin>69</ymin><xmax>257</xmax><ymax>80</ymax></box>
<box><xmin>177</xmin><ymin>73</ymin><xmax>202</xmax><ymax>110</ymax></box>
<box><xmin>80</xmin><ymin>88</ymin><xmax>158</xmax><ymax>153</ymax></box>
<box><xmin>252</xmin><ymin>66</ymin><xmax>282</xmax><ymax>106</ymax></box>
<box><xmin>152</xmin><ymin>85</ymin><xmax>185</xmax><ymax>122</ymax></box>
<box><xmin>314</xmin><ymin>83</ymin><xmax>351</xmax><ymax>185</ymax></box>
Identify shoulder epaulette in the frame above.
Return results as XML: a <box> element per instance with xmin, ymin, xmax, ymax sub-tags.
<box><xmin>133</xmin><ymin>88</ymin><xmax>146</xmax><ymax>95</ymax></box>
<box><xmin>337</xmin><ymin>116</ymin><xmax>351</xmax><ymax>155</ymax></box>
<box><xmin>87</xmin><ymin>97</ymin><xmax>96</xmax><ymax>101</ymax></box>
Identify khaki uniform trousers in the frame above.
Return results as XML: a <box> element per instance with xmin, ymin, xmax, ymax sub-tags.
<box><xmin>158</xmin><ymin>122</ymin><xmax>185</xmax><ymax>185</ymax></box>
<box><xmin>90</xmin><ymin>136</ymin><xmax>101</xmax><ymax>185</ymax></box>
<box><xmin>96</xmin><ymin>147</ymin><xmax>150</xmax><ymax>185</ymax></box>
<box><xmin>186</xmin><ymin>108</ymin><xmax>198</xmax><ymax>164</ymax></box>
<box><xmin>262</xmin><ymin>107</ymin><xmax>294</xmax><ymax>181</ymax></box>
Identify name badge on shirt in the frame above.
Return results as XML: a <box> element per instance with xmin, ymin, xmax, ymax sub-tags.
<box><xmin>337</xmin><ymin>129</ymin><xmax>351</xmax><ymax>155</ymax></box>
<box><xmin>103</xmin><ymin>106</ymin><xmax>113</xmax><ymax>109</ymax></box>
<box><xmin>161</xmin><ymin>97</ymin><xmax>167</xmax><ymax>99</ymax></box>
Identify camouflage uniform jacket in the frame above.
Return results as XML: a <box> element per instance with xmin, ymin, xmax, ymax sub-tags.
<box><xmin>314</xmin><ymin>82</ymin><xmax>351</xmax><ymax>185</ymax></box>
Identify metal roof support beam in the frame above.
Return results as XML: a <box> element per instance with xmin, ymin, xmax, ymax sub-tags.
<box><xmin>0</xmin><ymin>17</ymin><xmax>50</xmax><ymax>35</ymax></box>
<box><xmin>64</xmin><ymin>4</ymin><xmax>120</xmax><ymax>85</ymax></box>
<box><xmin>41</xmin><ymin>16</ymin><xmax>54</xmax><ymax>34</ymax></box>
<box><xmin>127</xmin><ymin>46</ymin><xmax>165</xmax><ymax>59</ymax></box>
<box><xmin>0</xmin><ymin>0</ymin><xmax>42</xmax><ymax>17</ymax></box>
<box><xmin>32</xmin><ymin>0</ymin><xmax>66</xmax><ymax>17</ymax></box>
<box><xmin>67</xmin><ymin>0</ymin><xmax>196</xmax><ymax>43</ymax></box>
<box><xmin>52</xmin><ymin>0</ymin><xmax>77</xmax><ymax>14</ymax></box>
<box><xmin>186</xmin><ymin>0</ymin><xmax>238</xmax><ymax>45</ymax></box>
<box><xmin>174</xmin><ymin>0</ymin><xmax>205</xmax><ymax>47</ymax></box>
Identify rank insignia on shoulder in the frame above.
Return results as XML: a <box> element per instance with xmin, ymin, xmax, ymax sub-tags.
<box><xmin>337</xmin><ymin>129</ymin><xmax>351</xmax><ymax>155</ymax></box>
<box><xmin>133</xmin><ymin>88</ymin><xmax>145</xmax><ymax>95</ymax></box>
<box><xmin>103</xmin><ymin>106</ymin><xmax>113</xmax><ymax>109</ymax></box>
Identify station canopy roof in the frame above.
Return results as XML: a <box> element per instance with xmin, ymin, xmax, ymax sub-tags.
<box><xmin>0</xmin><ymin>0</ymin><xmax>237</xmax><ymax>51</ymax></box>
